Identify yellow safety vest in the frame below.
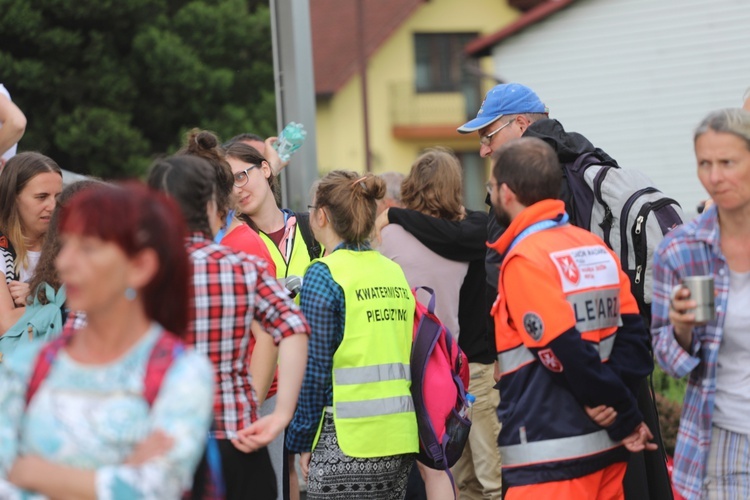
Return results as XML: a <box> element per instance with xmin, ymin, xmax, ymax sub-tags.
<box><xmin>313</xmin><ymin>249</ymin><xmax>419</xmax><ymax>458</ymax></box>
<box><xmin>260</xmin><ymin>224</ymin><xmax>312</xmax><ymax>280</ymax></box>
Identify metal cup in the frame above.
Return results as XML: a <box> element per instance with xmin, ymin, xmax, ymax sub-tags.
<box><xmin>682</xmin><ymin>276</ymin><xmax>715</xmax><ymax>324</ymax></box>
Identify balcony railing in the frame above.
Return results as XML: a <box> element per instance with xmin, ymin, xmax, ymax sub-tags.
<box><xmin>389</xmin><ymin>81</ymin><xmax>467</xmax><ymax>127</ymax></box>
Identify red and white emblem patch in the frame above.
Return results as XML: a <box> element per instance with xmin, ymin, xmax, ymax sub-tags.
<box><xmin>554</xmin><ymin>254</ymin><xmax>580</xmax><ymax>285</ymax></box>
<box><xmin>538</xmin><ymin>348</ymin><xmax>564</xmax><ymax>373</ymax></box>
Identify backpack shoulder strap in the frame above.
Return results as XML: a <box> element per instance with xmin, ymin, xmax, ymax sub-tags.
<box><xmin>25</xmin><ymin>325</ymin><xmax>75</xmax><ymax>407</ymax></box>
<box><xmin>560</xmin><ymin>151</ymin><xmax>617</xmax><ymax>229</ymax></box>
<box><xmin>571</xmin><ymin>150</ymin><xmax>618</xmax><ymax>171</ymax></box>
<box><xmin>412</xmin><ymin>286</ymin><xmax>437</xmax><ymax>315</ymax></box>
<box><xmin>27</xmin><ymin>327</ymin><xmax>185</xmax><ymax>409</ymax></box>
<box><xmin>294</xmin><ymin>212</ymin><xmax>322</xmax><ymax>261</ymax></box>
<box><xmin>410</xmin><ymin>287</ymin><xmax>443</xmax><ymax>449</ymax></box>
<box><xmin>142</xmin><ymin>330</ymin><xmax>185</xmax><ymax>407</ymax></box>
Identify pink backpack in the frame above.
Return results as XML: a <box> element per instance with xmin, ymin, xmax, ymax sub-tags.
<box><xmin>410</xmin><ymin>287</ymin><xmax>471</xmax><ymax>471</ymax></box>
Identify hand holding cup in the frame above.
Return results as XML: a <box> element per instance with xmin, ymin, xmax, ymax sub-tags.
<box><xmin>669</xmin><ymin>275</ymin><xmax>715</xmax><ymax>350</ymax></box>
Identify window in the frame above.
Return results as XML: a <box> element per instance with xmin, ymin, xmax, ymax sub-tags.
<box><xmin>414</xmin><ymin>33</ymin><xmax>478</xmax><ymax>93</ymax></box>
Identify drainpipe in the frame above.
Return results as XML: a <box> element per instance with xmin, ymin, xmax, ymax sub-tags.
<box><xmin>356</xmin><ymin>0</ymin><xmax>372</xmax><ymax>173</ymax></box>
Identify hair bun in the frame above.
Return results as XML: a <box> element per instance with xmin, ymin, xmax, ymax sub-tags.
<box><xmin>362</xmin><ymin>175</ymin><xmax>386</xmax><ymax>201</ymax></box>
<box><xmin>195</xmin><ymin>131</ymin><xmax>219</xmax><ymax>151</ymax></box>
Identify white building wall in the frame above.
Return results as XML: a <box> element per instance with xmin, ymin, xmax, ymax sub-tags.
<box><xmin>490</xmin><ymin>0</ymin><xmax>750</xmax><ymax>214</ymax></box>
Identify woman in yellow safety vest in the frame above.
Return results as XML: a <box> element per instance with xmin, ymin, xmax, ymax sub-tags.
<box><xmin>286</xmin><ymin>170</ymin><xmax>419</xmax><ymax>499</ymax></box>
<box><xmin>224</xmin><ymin>139</ymin><xmax>321</xmax><ymax>499</ymax></box>
<box><xmin>224</xmin><ymin>142</ymin><xmax>320</xmax><ymax>285</ymax></box>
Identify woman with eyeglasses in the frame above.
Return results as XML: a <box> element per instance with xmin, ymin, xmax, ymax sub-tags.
<box><xmin>224</xmin><ymin>142</ymin><xmax>321</xmax><ymax>288</ymax></box>
<box><xmin>286</xmin><ymin>170</ymin><xmax>418</xmax><ymax>499</ymax></box>
<box><xmin>224</xmin><ymin>141</ymin><xmax>321</xmax><ymax>500</ymax></box>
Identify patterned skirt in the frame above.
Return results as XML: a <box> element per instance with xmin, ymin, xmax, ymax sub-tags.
<box><xmin>307</xmin><ymin>411</ymin><xmax>415</xmax><ymax>499</ymax></box>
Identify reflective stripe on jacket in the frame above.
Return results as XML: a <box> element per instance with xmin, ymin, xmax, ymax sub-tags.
<box><xmin>489</xmin><ymin>199</ymin><xmax>639</xmax><ymax>486</ymax></box>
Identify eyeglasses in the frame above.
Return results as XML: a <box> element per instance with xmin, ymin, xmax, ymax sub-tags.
<box><xmin>308</xmin><ymin>204</ymin><xmax>330</xmax><ymax>222</ymax></box>
<box><xmin>485</xmin><ymin>180</ymin><xmax>498</xmax><ymax>195</ymax></box>
<box><xmin>479</xmin><ymin>120</ymin><xmax>513</xmax><ymax>147</ymax></box>
<box><xmin>233</xmin><ymin>165</ymin><xmax>259</xmax><ymax>187</ymax></box>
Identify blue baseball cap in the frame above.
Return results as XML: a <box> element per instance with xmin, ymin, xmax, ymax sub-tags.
<box><xmin>457</xmin><ymin>83</ymin><xmax>548</xmax><ymax>133</ymax></box>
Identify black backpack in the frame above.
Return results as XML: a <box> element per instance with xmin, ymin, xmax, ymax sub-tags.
<box><xmin>560</xmin><ymin>152</ymin><xmax>684</xmax><ymax>323</ymax></box>
<box><xmin>294</xmin><ymin>212</ymin><xmax>322</xmax><ymax>261</ymax></box>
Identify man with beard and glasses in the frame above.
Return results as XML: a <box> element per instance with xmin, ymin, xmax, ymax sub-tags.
<box><xmin>458</xmin><ymin>83</ymin><xmax>673</xmax><ymax>500</ymax></box>
<box><xmin>487</xmin><ymin>137</ymin><xmax>655</xmax><ymax>500</ymax></box>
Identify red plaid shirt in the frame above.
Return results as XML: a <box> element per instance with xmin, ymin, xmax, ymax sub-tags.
<box><xmin>185</xmin><ymin>233</ymin><xmax>309</xmax><ymax>439</ymax></box>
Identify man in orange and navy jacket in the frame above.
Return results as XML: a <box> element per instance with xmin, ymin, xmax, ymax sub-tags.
<box><xmin>487</xmin><ymin>137</ymin><xmax>656</xmax><ymax>499</ymax></box>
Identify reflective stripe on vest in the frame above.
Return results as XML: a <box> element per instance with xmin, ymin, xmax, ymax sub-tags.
<box><xmin>335</xmin><ymin>363</ymin><xmax>411</xmax><ymax>385</ymax></box>
<box><xmin>500</xmin><ymin>429</ymin><xmax>620</xmax><ymax>467</ymax></box>
<box><xmin>497</xmin><ymin>334</ymin><xmax>618</xmax><ymax>373</ymax></box>
<box><xmin>567</xmin><ymin>288</ymin><xmax>621</xmax><ymax>333</ymax></box>
<box><xmin>336</xmin><ymin>395</ymin><xmax>415</xmax><ymax>419</ymax></box>
<box><xmin>260</xmin><ymin>224</ymin><xmax>311</xmax><ymax>280</ymax></box>
<box><xmin>316</xmin><ymin>249</ymin><xmax>418</xmax><ymax>458</ymax></box>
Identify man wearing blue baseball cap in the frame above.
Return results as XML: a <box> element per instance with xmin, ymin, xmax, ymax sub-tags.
<box><xmin>387</xmin><ymin>82</ymin><xmax>673</xmax><ymax>499</ymax></box>
<box><xmin>457</xmin><ymin>83</ymin><xmax>549</xmax><ymax>159</ymax></box>
<box><xmin>436</xmin><ymin>83</ymin><xmax>549</xmax><ymax>500</ymax></box>
<box><xmin>459</xmin><ymin>83</ymin><xmax>675</xmax><ymax>500</ymax></box>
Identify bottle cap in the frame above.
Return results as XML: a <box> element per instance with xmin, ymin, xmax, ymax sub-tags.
<box><xmin>466</xmin><ymin>393</ymin><xmax>476</xmax><ymax>404</ymax></box>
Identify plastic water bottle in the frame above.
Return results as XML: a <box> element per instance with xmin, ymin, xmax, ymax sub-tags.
<box><xmin>459</xmin><ymin>393</ymin><xmax>476</xmax><ymax>419</ymax></box>
<box><xmin>446</xmin><ymin>393</ymin><xmax>474</xmax><ymax>458</ymax></box>
<box><xmin>273</xmin><ymin>122</ymin><xmax>307</xmax><ymax>162</ymax></box>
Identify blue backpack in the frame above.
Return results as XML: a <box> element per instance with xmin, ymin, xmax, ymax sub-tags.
<box><xmin>0</xmin><ymin>283</ymin><xmax>65</xmax><ymax>362</ymax></box>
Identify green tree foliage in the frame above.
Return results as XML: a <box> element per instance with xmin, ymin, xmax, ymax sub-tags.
<box><xmin>0</xmin><ymin>0</ymin><xmax>276</xmax><ymax>178</ymax></box>
<box><xmin>652</xmin><ymin>365</ymin><xmax>686</xmax><ymax>456</ymax></box>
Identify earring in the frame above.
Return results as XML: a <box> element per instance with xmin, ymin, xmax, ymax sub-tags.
<box><xmin>125</xmin><ymin>287</ymin><xmax>137</xmax><ymax>301</ymax></box>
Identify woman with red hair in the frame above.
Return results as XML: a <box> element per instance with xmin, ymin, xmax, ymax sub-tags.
<box><xmin>0</xmin><ymin>182</ymin><xmax>215</xmax><ymax>499</ymax></box>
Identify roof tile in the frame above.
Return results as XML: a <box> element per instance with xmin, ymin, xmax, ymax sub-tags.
<box><xmin>311</xmin><ymin>0</ymin><xmax>425</xmax><ymax>96</ymax></box>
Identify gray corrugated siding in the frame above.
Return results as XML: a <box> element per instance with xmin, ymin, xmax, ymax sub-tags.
<box><xmin>490</xmin><ymin>0</ymin><xmax>750</xmax><ymax>214</ymax></box>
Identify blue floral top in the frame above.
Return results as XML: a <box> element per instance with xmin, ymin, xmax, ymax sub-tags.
<box><xmin>0</xmin><ymin>323</ymin><xmax>214</xmax><ymax>499</ymax></box>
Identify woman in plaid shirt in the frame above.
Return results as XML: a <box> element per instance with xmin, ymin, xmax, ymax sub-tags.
<box><xmin>652</xmin><ymin>108</ymin><xmax>750</xmax><ymax>499</ymax></box>
<box><xmin>148</xmin><ymin>155</ymin><xmax>309</xmax><ymax>500</ymax></box>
